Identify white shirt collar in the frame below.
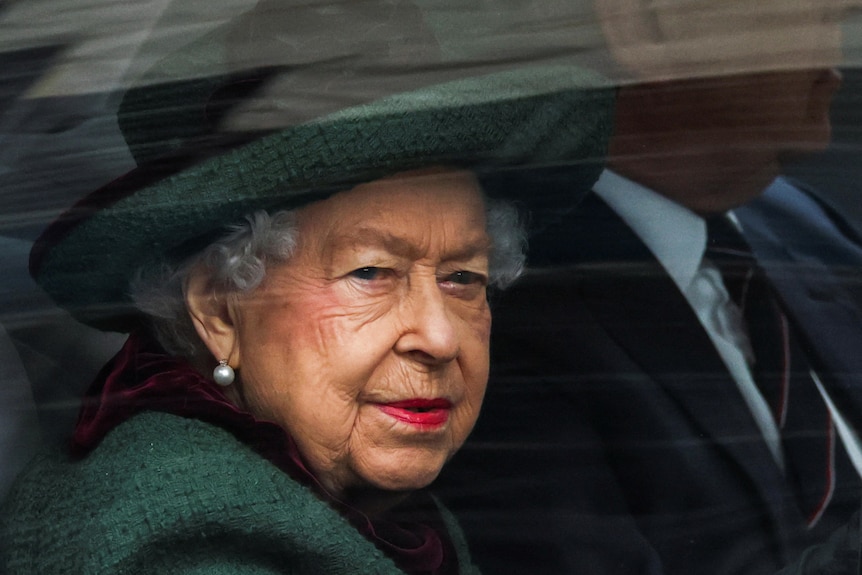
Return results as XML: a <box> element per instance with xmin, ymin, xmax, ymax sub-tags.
<box><xmin>592</xmin><ymin>169</ymin><xmax>706</xmax><ymax>293</ymax></box>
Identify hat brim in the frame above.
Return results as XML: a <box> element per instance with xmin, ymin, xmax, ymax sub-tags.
<box><xmin>31</xmin><ymin>65</ymin><xmax>614</xmax><ymax>329</ymax></box>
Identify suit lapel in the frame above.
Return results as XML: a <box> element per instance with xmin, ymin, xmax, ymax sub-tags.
<box><xmin>737</xmin><ymin>203</ymin><xmax>862</xmax><ymax>432</ymax></box>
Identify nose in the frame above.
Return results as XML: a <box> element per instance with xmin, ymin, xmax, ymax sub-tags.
<box><xmin>394</xmin><ymin>277</ymin><xmax>460</xmax><ymax>365</ymax></box>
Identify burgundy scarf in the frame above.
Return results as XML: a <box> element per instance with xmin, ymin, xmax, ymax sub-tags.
<box><xmin>72</xmin><ymin>331</ymin><xmax>458</xmax><ymax>575</ymax></box>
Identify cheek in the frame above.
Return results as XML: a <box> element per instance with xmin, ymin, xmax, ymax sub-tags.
<box><xmin>260</xmin><ymin>288</ymin><xmax>387</xmax><ymax>365</ymax></box>
<box><xmin>240</xmin><ymin>287</ymin><xmax>400</xmax><ymax>426</ymax></box>
<box><xmin>236</xmin><ymin>292</ymin><xmax>353</xmax><ymax>411</ymax></box>
<box><xmin>455</xmin><ymin>305</ymin><xmax>493</xmax><ymax>422</ymax></box>
<box><xmin>464</xmin><ymin>303</ymin><xmax>493</xmax><ymax>364</ymax></box>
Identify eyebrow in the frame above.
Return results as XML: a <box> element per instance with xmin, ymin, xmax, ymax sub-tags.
<box><xmin>329</xmin><ymin>227</ymin><xmax>492</xmax><ymax>261</ymax></box>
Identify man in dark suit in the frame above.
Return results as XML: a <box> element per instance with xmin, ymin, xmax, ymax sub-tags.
<box><xmin>438</xmin><ymin>3</ymin><xmax>862</xmax><ymax>574</ymax></box>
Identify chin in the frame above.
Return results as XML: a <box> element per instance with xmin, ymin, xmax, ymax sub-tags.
<box><xmin>778</xmin><ymin>125</ymin><xmax>833</xmax><ymax>160</ymax></box>
<box><xmin>378</xmin><ymin>466</ymin><xmax>444</xmax><ymax>493</ymax></box>
<box><xmin>363</xmin><ymin>454</ymin><xmax>448</xmax><ymax>494</ymax></box>
<box><xmin>343</xmin><ymin>460</ymin><xmax>446</xmax><ymax>515</ymax></box>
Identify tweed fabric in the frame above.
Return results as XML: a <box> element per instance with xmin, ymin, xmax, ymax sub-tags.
<box><xmin>0</xmin><ymin>411</ymin><xmax>479</xmax><ymax>574</ymax></box>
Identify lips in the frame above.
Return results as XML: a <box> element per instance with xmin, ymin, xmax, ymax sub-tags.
<box><xmin>376</xmin><ymin>398</ymin><xmax>452</xmax><ymax>427</ymax></box>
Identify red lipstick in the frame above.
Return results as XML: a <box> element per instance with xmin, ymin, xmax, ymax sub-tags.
<box><xmin>376</xmin><ymin>398</ymin><xmax>452</xmax><ymax>427</ymax></box>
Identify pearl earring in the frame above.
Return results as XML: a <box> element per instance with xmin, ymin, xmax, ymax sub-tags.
<box><xmin>213</xmin><ymin>359</ymin><xmax>235</xmax><ymax>387</ymax></box>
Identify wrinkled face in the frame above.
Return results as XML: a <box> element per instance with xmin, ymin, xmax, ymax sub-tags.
<box><xmin>229</xmin><ymin>169</ymin><xmax>491</xmax><ymax>503</ymax></box>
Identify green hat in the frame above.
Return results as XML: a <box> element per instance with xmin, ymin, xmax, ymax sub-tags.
<box><xmin>30</xmin><ymin>5</ymin><xmax>613</xmax><ymax>329</ymax></box>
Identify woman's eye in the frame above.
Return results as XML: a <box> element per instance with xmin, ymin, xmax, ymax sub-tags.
<box><xmin>349</xmin><ymin>267</ymin><xmax>383</xmax><ymax>281</ymax></box>
<box><xmin>443</xmin><ymin>271</ymin><xmax>487</xmax><ymax>286</ymax></box>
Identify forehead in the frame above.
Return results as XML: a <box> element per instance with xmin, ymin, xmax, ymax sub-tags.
<box><xmin>295</xmin><ymin>168</ymin><xmax>490</xmax><ymax>257</ymax></box>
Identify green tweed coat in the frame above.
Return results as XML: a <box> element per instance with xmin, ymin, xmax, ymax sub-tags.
<box><xmin>0</xmin><ymin>411</ymin><xmax>480</xmax><ymax>574</ymax></box>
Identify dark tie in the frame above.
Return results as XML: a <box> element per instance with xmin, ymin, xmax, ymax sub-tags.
<box><xmin>706</xmin><ymin>215</ymin><xmax>836</xmax><ymax>527</ymax></box>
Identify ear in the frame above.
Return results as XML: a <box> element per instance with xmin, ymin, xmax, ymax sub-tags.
<box><xmin>185</xmin><ymin>265</ymin><xmax>241</xmax><ymax>367</ymax></box>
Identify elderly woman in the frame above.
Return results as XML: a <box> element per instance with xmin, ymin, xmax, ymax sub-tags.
<box><xmin>0</xmin><ymin>7</ymin><xmax>611</xmax><ymax>572</ymax></box>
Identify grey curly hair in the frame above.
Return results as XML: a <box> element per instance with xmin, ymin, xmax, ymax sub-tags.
<box><xmin>131</xmin><ymin>197</ymin><xmax>526</xmax><ymax>358</ymax></box>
